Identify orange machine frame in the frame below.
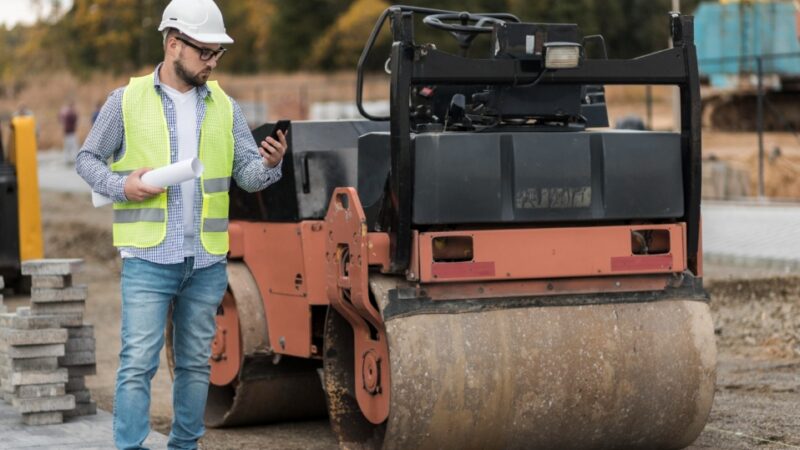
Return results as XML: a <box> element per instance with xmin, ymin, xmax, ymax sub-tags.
<box><xmin>416</xmin><ymin>224</ymin><xmax>686</xmax><ymax>283</ymax></box>
<box><xmin>228</xmin><ymin>218</ymin><xmax>689</xmax><ymax>361</ymax></box>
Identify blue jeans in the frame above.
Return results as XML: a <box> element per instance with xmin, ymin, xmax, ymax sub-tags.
<box><xmin>114</xmin><ymin>257</ymin><xmax>227</xmax><ymax>450</ymax></box>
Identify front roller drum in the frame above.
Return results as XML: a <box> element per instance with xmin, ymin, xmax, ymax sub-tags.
<box><xmin>325</xmin><ymin>298</ymin><xmax>716</xmax><ymax>450</ymax></box>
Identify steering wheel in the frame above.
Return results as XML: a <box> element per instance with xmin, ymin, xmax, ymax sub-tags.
<box><xmin>423</xmin><ymin>12</ymin><xmax>508</xmax><ymax>34</ymax></box>
<box><xmin>423</xmin><ymin>12</ymin><xmax>515</xmax><ymax>53</ymax></box>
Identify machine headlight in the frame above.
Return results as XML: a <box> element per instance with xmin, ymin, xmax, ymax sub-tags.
<box><xmin>544</xmin><ymin>42</ymin><xmax>582</xmax><ymax>69</ymax></box>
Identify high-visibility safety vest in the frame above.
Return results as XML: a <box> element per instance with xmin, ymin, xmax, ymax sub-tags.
<box><xmin>111</xmin><ymin>74</ymin><xmax>234</xmax><ymax>255</ymax></box>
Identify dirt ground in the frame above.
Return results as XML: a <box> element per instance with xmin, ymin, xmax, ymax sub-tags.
<box><xmin>9</xmin><ymin>190</ymin><xmax>790</xmax><ymax>449</ymax></box>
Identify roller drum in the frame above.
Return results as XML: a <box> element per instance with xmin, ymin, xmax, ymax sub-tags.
<box><xmin>327</xmin><ymin>296</ymin><xmax>716</xmax><ymax>450</ymax></box>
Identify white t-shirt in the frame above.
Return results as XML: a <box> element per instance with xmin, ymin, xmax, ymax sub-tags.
<box><xmin>160</xmin><ymin>83</ymin><xmax>198</xmax><ymax>257</ymax></box>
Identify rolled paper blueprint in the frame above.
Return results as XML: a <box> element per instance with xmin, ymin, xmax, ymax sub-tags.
<box><xmin>91</xmin><ymin>158</ymin><xmax>204</xmax><ymax>207</ymax></box>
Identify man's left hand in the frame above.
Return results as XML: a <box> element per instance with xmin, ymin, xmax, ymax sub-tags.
<box><xmin>260</xmin><ymin>130</ymin><xmax>287</xmax><ymax>168</ymax></box>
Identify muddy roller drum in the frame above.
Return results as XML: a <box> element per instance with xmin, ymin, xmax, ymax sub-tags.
<box><xmin>167</xmin><ymin>261</ymin><xmax>327</xmax><ymax>427</ymax></box>
<box><xmin>325</xmin><ymin>284</ymin><xmax>716</xmax><ymax>450</ymax></box>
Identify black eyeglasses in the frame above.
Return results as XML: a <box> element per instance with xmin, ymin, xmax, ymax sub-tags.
<box><xmin>175</xmin><ymin>36</ymin><xmax>226</xmax><ymax>62</ymax></box>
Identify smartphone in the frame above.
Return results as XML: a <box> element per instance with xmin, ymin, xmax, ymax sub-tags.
<box><xmin>270</xmin><ymin>120</ymin><xmax>290</xmax><ymax>140</ymax></box>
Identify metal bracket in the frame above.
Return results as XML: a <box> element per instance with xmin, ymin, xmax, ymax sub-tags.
<box><xmin>325</xmin><ymin>187</ymin><xmax>391</xmax><ymax>424</ymax></box>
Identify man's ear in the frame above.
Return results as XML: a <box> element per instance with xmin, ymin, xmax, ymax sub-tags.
<box><xmin>164</xmin><ymin>31</ymin><xmax>179</xmax><ymax>54</ymax></box>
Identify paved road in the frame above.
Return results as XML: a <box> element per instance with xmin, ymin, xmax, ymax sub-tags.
<box><xmin>0</xmin><ymin>400</ymin><xmax>168</xmax><ymax>449</ymax></box>
<box><xmin>36</xmin><ymin>151</ymin><xmax>87</xmax><ymax>194</ymax></box>
<box><xmin>702</xmin><ymin>200</ymin><xmax>800</xmax><ymax>271</ymax></box>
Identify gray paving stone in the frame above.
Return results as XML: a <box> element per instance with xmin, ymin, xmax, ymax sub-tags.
<box><xmin>15</xmin><ymin>383</ymin><xmax>65</xmax><ymax>398</ymax></box>
<box><xmin>63</xmin><ymin>399</ymin><xmax>96</xmax><ymax>418</ymax></box>
<box><xmin>58</xmin><ymin>351</ymin><xmax>96</xmax><ymax>366</ymax></box>
<box><xmin>66</xmin><ymin>364</ymin><xmax>96</xmax><ymax>377</ymax></box>
<box><xmin>3</xmin><ymin>379</ymin><xmax>16</xmax><ymax>394</ymax></box>
<box><xmin>22</xmin><ymin>411</ymin><xmax>63</xmax><ymax>425</ymax></box>
<box><xmin>68</xmin><ymin>389</ymin><xmax>91</xmax><ymax>403</ymax></box>
<box><xmin>21</xmin><ymin>259</ymin><xmax>83</xmax><ymax>276</ymax></box>
<box><xmin>0</xmin><ymin>312</ymin><xmax>58</xmax><ymax>329</ymax></box>
<box><xmin>12</xmin><ymin>394</ymin><xmax>74</xmax><ymax>413</ymax></box>
<box><xmin>4</xmin><ymin>344</ymin><xmax>64</xmax><ymax>359</ymax></box>
<box><xmin>65</xmin><ymin>338</ymin><xmax>95</xmax><ymax>353</ymax></box>
<box><xmin>30</xmin><ymin>301</ymin><xmax>85</xmax><ymax>316</ymax></box>
<box><xmin>2</xmin><ymin>376</ymin><xmax>12</xmax><ymax>394</ymax></box>
<box><xmin>31</xmin><ymin>275</ymin><xmax>72</xmax><ymax>289</ymax></box>
<box><xmin>31</xmin><ymin>286</ymin><xmax>88</xmax><ymax>303</ymax></box>
<box><xmin>0</xmin><ymin>398</ymin><xmax>168</xmax><ymax>448</ymax></box>
<box><xmin>0</xmin><ymin>328</ymin><xmax>67</xmax><ymax>346</ymax></box>
<box><xmin>15</xmin><ymin>307</ymin><xmax>30</xmax><ymax>317</ymax></box>
<box><xmin>3</xmin><ymin>357</ymin><xmax>59</xmax><ymax>372</ymax></box>
<box><xmin>0</xmin><ymin>313</ymin><xmax>74</xmax><ymax>330</ymax></box>
<box><xmin>8</xmin><ymin>369</ymin><xmax>68</xmax><ymax>386</ymax></box>
<box><xmin>65</xmin><ymin>376</ymin><xmax>85</xmax><ymax>391</ymax></box>
<box><xmin>53</xmin><ymin>314</ymin><xmax>84</xmax><ymax>328</ymax></box>
<box><xmin>66</xmin><ymin>324</ymin><xmax>94</xmax><ymax>338</ymax></box>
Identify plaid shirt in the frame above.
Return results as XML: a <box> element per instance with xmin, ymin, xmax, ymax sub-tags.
<box><xmin>76</xmin><ymin>65</ymin><xmax>282</xmax><ymax>269</ymax></box>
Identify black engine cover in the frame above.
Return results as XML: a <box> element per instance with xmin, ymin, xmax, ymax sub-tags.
<box><xmin>408</xmin><ymin>130</ymin><xmax>684</xmax><ymax>224</ymax></box>
<box><xmin>345</xmin><ymin>130</ymin><xmax>683</xmax><ymax>225</ymax></box>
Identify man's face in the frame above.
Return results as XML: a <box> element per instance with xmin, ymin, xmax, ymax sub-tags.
<box><xmin>172</xmin><ymin>35</ymin><xmax>224</xmax><ymax>87</ymax></box>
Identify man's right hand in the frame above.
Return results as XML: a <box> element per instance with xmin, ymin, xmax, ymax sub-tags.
<box><xmin>124</xmin><ymin>168</ymin><xmax>165</xmax><ymax>202</ymax></box>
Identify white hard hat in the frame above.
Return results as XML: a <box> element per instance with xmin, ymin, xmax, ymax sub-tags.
<box><xmin>158</xmin><ymin>0</ymin><xmax>233</xmax><ymax>44</ymax></box>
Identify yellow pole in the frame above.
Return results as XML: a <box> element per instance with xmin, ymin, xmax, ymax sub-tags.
<box><xmin>10</xmin><ymin>116</ymin><xmax>43</xmax><ymax>261</ymax></box>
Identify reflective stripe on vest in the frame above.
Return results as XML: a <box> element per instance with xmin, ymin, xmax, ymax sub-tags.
<box><xmin>204</xmin><ymin>218</ymin><xmax>229</xmax><ymax>232</ymax></box>
<box><xmin>203</xmin><ymin>177</ymin><xmax>231</xmax><ymax>193</ymax></box>
<box><xmin>111</xmin><ymin>73</ymin><xmax>234</xmax><ymax>254</ymax></box>
<box><xmin>114</xmin><ymin>209</ymin><xmax>166</xmax><ymax>223</ymax></box>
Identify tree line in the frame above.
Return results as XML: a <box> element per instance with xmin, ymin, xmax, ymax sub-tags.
<box><xmin>0</xmin><ymin>0</ymin><xmax>702</xmax><ymax>86</ymax></box>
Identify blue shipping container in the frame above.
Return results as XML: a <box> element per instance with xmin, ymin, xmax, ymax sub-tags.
<box><xmin>694</xmin><ymin>1</ymin><xmax>800</xmax><ymax>87</ymax></box>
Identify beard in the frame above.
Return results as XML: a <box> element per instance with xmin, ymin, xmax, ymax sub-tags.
<box><xmin>174</xmin><ymin>57</ymin><xmax>210</xmax><ymax>87</ymax></box>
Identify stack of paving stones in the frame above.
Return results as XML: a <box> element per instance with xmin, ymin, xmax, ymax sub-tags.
<box><xmin>61</xmin><ymin>323</ymin><xmax>97</xmax><ymax>418</ymax></box>
<box><xmin>0</xmin><ymin>304</ymin><xmax>74</xmax><ymax>424</ymax></box>
<box><xmin>23</xmin><ymin>259</ymin><xmax>98</xmax><ymax>419</ymax></box>
<box><xmin>0</xmin><ymin>259</ymin><xmax>97</xmax><ymax>425</ymax></box>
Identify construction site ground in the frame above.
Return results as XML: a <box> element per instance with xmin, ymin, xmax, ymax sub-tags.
<box><xmin>3</xmin><ymin>185</ymin><xmax>787</xmax><ymax>449</ymax></box>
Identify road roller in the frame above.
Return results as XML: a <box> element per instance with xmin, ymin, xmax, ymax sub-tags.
<box><xmin>167</xmin><ymin>6</ymin><xmax>716</xmax><ymax>449</ymax></box>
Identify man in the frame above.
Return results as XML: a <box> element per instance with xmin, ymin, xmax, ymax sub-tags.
<box><xmin>75</xmin><ymin>0</ymin><xmax>286</xmax><ymax>448</ymax></box>
<box><xmin>91</xmin><ymin>101</ymin><xmax>103</xmax><ymax>125</ymax></box>
<box><xmin>59</xmin><ymin>100</ymin><xmax>78</xmax><ymax>164</ymax></box>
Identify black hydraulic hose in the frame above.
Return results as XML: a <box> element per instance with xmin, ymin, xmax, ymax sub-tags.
<box><xmin>356</xmin><ymin>5</ymin><xmax>520</xmax><ymax>121</ymax></box>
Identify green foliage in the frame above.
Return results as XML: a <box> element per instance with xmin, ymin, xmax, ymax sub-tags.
<box><xmin>59</xmin><ymin>0</ymin><xmax>163</xmax><ymax>74</ymax></box>
<box><xmin>306</xmin><ymin>0</ymin><xmax>391</xmax><ymax>71</ymax></box>
<box><xmin>216</xmin><ymin>0</ymin><xmax>276</xmax><ymax>73</ymax></box>
<box><xmin>263</xmin><ymin>0</ymin><xmax>355</xmax><ymax>71</ymax></box>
